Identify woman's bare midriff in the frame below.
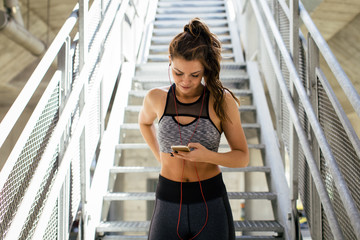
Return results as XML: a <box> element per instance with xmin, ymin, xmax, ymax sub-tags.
<box><xmin>160</xmin><ymin>152</ymin><xmax>221</xmax><ymax>182</ymax></box>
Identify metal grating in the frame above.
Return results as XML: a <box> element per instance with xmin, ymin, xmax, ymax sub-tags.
<box><xmin>19</xmin><ymin>150</ymin><xmax>58</xmax><ymax>239</ymax></box>
<box><xmin>317</xmin><ymin>79</ymin><xmax>360</xmax><ymax>240</ymax></box>
<box><xmin>0</xmin><ymin>84</ymin><xmax>59</xmax><ymax>239</ymax></box>
<box><xmin>277</xmin><ymin>1</ymin><xmax>291</xmax><ymax>153</ymax></box>
<box><xmin>70</xmin><ymin>147</ymin><xmax>81</xmax><ymax>224</ymax></box>
<box><xmin>88</xmin><ymin>0</ymin><xmax>103</xmax><ymax>52</ymax></box>
<box><xmin>43</xmin><ymin>200</ymin><xmax>59</xmax><ymax>239</ymax></box>
<box><xmin>297</xmin><ymin>37</ymin><xmax>313</xmax><ymax>230</ymax></box>
<box><xmin>86</xmin><ymin>61</ymin><xmax>101</xmax><ymax>162</ymax></box>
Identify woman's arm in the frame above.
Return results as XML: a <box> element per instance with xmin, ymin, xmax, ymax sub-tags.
<box><xmin>138</xmin><ymin>89</ymin><xmax>162</xmax><ymax>162</ymax></box>
<box><xmin>174</xmin><ymin>91</ymin><xmax>249</xmax><ymax>168</ymax></box>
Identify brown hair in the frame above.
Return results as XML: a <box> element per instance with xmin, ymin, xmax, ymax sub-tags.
<box><xmin>169</xmin><ymin>18</ymin><xmax>240</xmax><ymax>122</ymax></box>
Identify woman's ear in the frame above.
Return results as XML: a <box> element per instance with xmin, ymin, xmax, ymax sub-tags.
<box><xmin>168</xmin><ymin>55</ymin><xmax>171</xmax><ymax>65</ymax></box>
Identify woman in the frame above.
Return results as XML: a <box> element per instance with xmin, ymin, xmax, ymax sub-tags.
<box><xmin>139</xmin><ymin>18</ymin><xmax>249</xmax><ymax>240</ymax></box>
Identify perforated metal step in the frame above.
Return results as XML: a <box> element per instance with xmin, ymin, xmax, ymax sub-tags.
<box><xmin>135</xmin><ymin>62</ymin><xmax>247</xmax><ymax>72</ymax></box>
<box><xmin>155</xmin><ymin>13</ymin><xmax>227</xmax><ymax>20</ymax></box>
<box><xmin>156</xmin><ymin>6</ymin><xmax>226</xmax><ymax>14</ymax></box>
<box><xmin>152</xmin><ymin>27</ymin><xmax>230</xmax><ymax>36</ymax></box>
<box><xmin>157</xmin><ymin>1</ymin><xmax>225</xmax><ymax>8</ymax></box>
<box><xmin>104</xmin><ymin>191</ymin><xmax>276</xmax><ymax>201</ymax></box>
<box><xmin>96</xmin><ymin>220</ymin><xmax>283</xmax><ymax>233</ymax></box>
<box><xmin>98</xmin><ymin>235</ymin><xmax>282</xmax><ymax>240</ymax></box>
<box><xmin>234</xmin><ymin>220</ymin><xmax>284</xmax><ymax>232</ymax></box>
<box><xmin>109</xmin><ymin>166</ymin><xmax>271</xmax><ymax>174</ymax></box>
<box><xmin>151</xmin><ymin>35</ymin><xmax>231</xmax><ymax>45</ymax></box>
<box><xmin>154</xmin><ymin>19</ymin><xmax>228</xmax><ymax>28</ymax></box>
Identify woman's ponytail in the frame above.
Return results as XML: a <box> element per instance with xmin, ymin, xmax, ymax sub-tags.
<box><xmin>169</xmin><ymin>18</ymin><xmax>240</xmax><ymax>122</ymax></box>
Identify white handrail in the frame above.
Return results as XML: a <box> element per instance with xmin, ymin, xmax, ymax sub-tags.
<box><xmin>251</xmin><ymin>0</ymin><xmax>360</xmax><ymax>238</ymax></box>
<box><xmin>251</xmin><ymin>1</ymin><xmax>345</xmax><ymax>238</ymax></box>
<box><xmin>0</xmin><ymin>5</ymin><xmax>78</xmax><ymax>149</ymax></box>
<box><xmin>299</xmin><ymin>2</ymin><xmax>360</xmax><ymax>118</ymax></box>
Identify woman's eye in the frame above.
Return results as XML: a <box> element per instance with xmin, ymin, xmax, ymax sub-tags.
<box><xmin>192</xmin><ymin>75</ymin><xmax>199</xmax><ymax>78</ymax></box>
<box><xmin>175</xmin><ymin>73</ymin><xmax>183</xmax><ymax>76</ymax></box>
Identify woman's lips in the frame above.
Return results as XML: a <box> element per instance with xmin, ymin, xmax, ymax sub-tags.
<box><xmin>180</xmin><ymin>85</ymin><xmax>191</xmax><ymax>89</ymax></box>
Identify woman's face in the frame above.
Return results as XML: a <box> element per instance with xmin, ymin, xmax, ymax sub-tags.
<box><xmin>170</xmin><ymin>57</ymin><xmax>204</xmax><ymax>96</ymax></box>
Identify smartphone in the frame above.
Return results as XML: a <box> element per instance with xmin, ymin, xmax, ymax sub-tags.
<box><xmin>171</xmin><ymin>145</ymin><xmax>190</xmax><ymax>152</ymax></box>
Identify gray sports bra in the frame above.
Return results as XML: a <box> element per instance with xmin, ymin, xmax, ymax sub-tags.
<box><xmin>158</xmin><ymin>84</ymin><xmax>221</xmax><ymax>153</ymax></box>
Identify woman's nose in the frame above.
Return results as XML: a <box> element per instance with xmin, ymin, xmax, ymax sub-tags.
<box><xmin>182</xmin><ymin>74</ymin><xmax>191</xmax><ymax>83</ymax></box>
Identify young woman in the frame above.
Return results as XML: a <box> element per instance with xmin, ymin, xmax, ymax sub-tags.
<box><xmin>139</xmin><ymin>18</ymin><xmax>249</xmax><ymax>240</ymax></box>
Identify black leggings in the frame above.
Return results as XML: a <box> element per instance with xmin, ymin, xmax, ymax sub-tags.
<box><xmin>148</xmin><ymin>174</ymin><xmax>235</xmax><ymax>240</ymax></box>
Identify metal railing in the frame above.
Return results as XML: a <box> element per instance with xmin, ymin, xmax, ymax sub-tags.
<box><xmin>233</xmin><ymin>0</ymin><xmax>360</xmax><ymax>239</ymax></box>
<box><xmin>0</xmin><ymin>0</ymin><xmax>150</xmax><ymax>239</ymax></box>
<box><xmin>1</xmin><ymin>0</ymin><xmax>359</xmax><ymax>239</ymax></box>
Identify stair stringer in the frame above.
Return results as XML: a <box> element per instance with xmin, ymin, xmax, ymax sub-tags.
<box><xmin>85</xmin><ymin>62</ymin><xmax>136</xmax><ymax>240</ymax></box>
<box><xmin>247</xmin><ymin>61</ymin><xmax>292</xmax><ymax>239</ymax></box>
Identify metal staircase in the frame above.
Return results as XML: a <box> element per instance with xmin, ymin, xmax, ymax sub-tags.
<box><xmin>96</xmin><ymin>0</ymin><xmax>286</xmax><ymax>239</ymax></box>
<box><xmin>1</xmin><ymin>0</ymin><xmax>360</xmax><ymax>239</ymax></box>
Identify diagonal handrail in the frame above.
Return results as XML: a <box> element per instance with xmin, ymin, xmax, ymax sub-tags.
<box><xmin>299</xmin><ymin>2</ymin><xmax>360</xmax><ymax>118</ymax></box>
<box><xmin>254</xmin><ymin>0</ymin><xmax>360</xmax><ymax>238</ymax></box>
<box><xmin>0</xmin><ymin>5</ymin><xmax>78</xmax><ymax>150</ymax></box>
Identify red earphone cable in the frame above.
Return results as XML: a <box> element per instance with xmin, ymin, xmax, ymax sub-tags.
<box><xmin>169</xmin><ymin>64</ymin><xmax>209</xmax><ymax>240</ymax></box>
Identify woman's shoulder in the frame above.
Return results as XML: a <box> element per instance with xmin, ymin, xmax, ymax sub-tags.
<box><xmin>144</xmin><ymin>86</ymin><xmax>170</xmax><ymax>109</ymax></box>
<box><xmin>146</xmin><ymin>86</ymin><xmax>169</xmax><ymax>99</ymax></box>
<box><xmin>224</xmin><ymin>89</ymin><xmax>239</xmax><ymax>106</ymax></box>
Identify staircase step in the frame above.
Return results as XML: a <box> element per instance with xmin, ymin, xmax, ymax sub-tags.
<box><xmin>104</xmin><ymin>192</ymin><xmax>276</xmax><ymax>201</ymax></box>
<box><xmin>147</xmin><ymin>54</ymin><xmax>235</xmax><ymax>62</ymax></box>
<box><xmin>135</xmin><ymin>62</ymin><xmax>246</xmax><ymax>71</ymax></box>
<box><xmin>149</xmin><ymin>43</ymin><xmax>233</xmax><ymax>53</ymax></box>
<box><xmin>152</xmin><ymin>27</ymin><xmax>230</xmax><ymax>36</ymax></box>
<box><xmin>154</xmin><ymin>19</ymin><xmax>228</xmax><ymax>28</ymax></box>
<box><xmin>157</xmin><ymin>6</ymin><xmax>226</xmax><ymax>14</ymax></box>
<box><xmin>148</xmin><ymin>54</ymin><xmax>235</xmax><ymax>62</ymax></box>
<box><xmin>98</xmin><ymin>236</ymin><xmax>148</xmax><ymax>240</ymax></box>
<box><xmin>155</xmin><ymin>13</ymin><xmax>227</xmax><ymax>21</ymax></box>
<box><xmin>151</xmin><ymin>35</ymin><xmax>231</xmax><ymax>45</ymax></box>
<box><xmin>98</xmin><ymin>235</ymin><xmax>282</xmax><ymax>240</ymax></box>
<box><xmin>109</xmin><ymin>166</ymin><xmax>271</xmax><ymax>174</ymax></box>
<box><xmin>236</xmin><ymin>237</ymin><xmax>283</xmax><ymax>240</ymax></box>
<box><xmin>115</xmin><ymin>142</ymin><xmax>264</xmax><ymax>151</ymax></box>
<box><xmin>159</xmin><ymin>0</ymin><xmax>225</xmax><ymax>1</ymax></box>
<box><xmin>235</xmin><ymin>220</ymin><xmax>284</xmax><ymax>232</ymax></box>
<box><xmin>158</xmin><ymin>1</ymin><xmax>225</xmax><ymax>8</ymax></box>
<box><xmin>97</xmin><ymin>221</ymin><xmax>149</xmax><ymax>232</ymax></box>
<box><xmin>96</xmin><ymin>220</ymin><xmax>283</xmax><ymax>233</ymax></box>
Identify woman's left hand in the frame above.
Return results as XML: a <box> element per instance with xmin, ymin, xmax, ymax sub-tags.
<box><xmin>172</xmin><ymin>142</ymin><xmax>211</xmax><ymax>163</ymax></box>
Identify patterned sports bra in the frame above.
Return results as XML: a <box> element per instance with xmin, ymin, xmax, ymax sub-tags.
<box><xmin>157</xmin><ymin>84</ymin><xmax>221</xmax><ymax>153</ymax></box>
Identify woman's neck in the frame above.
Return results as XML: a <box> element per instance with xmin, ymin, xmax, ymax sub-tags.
<box><xmin>175</xmin><ymin>84</ymin><xmax>205</xmax><ymax>102</ymax></box>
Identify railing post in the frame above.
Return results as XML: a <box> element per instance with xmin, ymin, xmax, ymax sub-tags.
<box><xmin>307</xmin><ymin>33</ymin><xmax>322</xmax><ymax>240</ymax></box>
<box><xmin>57</xmin><ymin>35</ymin><xmax>72</xmax><ymax>239</ymax></box>
<box><xmin>289</xmin><ymin>0</ymin><xmax>300</xmax><ymax>239</ymax></box>
<box><xmin>273</xmin><ymin>0</ymin><xmax>286</xmax><ymax>167</ymax></box>
<box><xmin>78</xmin><ymin>1</ymin><xmax>89</xmax><ymax>239</ymax></box>
<box><xmin>79</xmin><ymin>0</ymin><xmax>88</xmax><ymax>71</ymax></box>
